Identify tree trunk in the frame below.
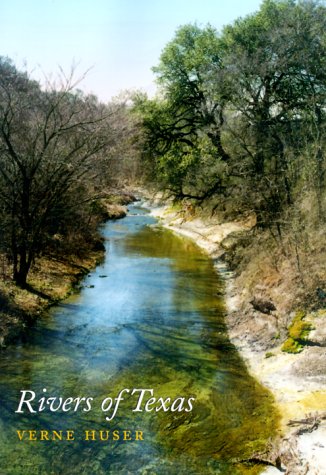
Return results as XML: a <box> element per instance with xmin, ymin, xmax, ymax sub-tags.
<box><xmin>13</xmin><ymin>247</ymin><xmax>30</xmax><ymax>288</ymax></box>
<box><xmin>14</xmin><ymin>268</ymin><xmax>28</xmax><ymax>287</ymax></box>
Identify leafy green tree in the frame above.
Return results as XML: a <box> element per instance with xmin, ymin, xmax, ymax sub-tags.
<box><xmin>135</xmin><ymin>0</ymin><xmax>325</xmax><ymax>238</ymax></box>
<box><xmin>135</xmin><ymin>24</ymin><xmax>230</xmax><ymax>199</ymax></box>
<box><xmin>221</xmin><ymin>0</ymin><xmax>326</xmax><ymax>218</ymax></box>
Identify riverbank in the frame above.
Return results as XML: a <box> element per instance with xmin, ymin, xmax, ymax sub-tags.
<box><xmin>0</xmin><ymin>191</ymin><xmax>136</xmax><ymax>348</ymax></box>
<box><xmin>148</xmin><ymin>199</ymin><xmax>326</xmax><ymax>474</ymax></box>
<box><xmin>0</xmin><ymin>249</ymin><xmax>104</xmax><ymax>347</ymax></box>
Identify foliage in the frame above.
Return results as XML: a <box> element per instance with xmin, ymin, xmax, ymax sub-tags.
<box><xmin>133</xmin><ymin>24</ymin><xmax>229</xmax><ymax>199</ymax></box>
<box><xmin>134</xmin><ymin>0</ymin><xmax>326</xmax><ymax>233</ymax></box>
<box><xmin>281</xmin><ymin>310</ymin><xmax>313</xmax><ymax>353</ymax></box>
<box><xmin>221</xmin><ymin>0</ymin><xmax>326</xmax><ymax>226</ymax></box>
<box><xmin>1</xmin><ymin>0</ymin><xmax>325</xmax><ymax>291</ymax></box>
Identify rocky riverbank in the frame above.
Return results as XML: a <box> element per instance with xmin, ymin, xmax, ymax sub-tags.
<box><xmin>148</xmin><ymin>200</ymin><xmax>326</xmax><ymax>475</ymax></box>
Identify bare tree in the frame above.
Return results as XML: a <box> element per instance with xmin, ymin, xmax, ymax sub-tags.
<box><xmin>0</xmin><ymin>58</ymin><xmax>113</xmax><ymax>286</ymax></box>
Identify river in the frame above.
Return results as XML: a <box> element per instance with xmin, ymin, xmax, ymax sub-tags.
<box><xmin>0</xmin><ymin>204</ymin><xmax>277</xmax><ymax>474</ymax></box>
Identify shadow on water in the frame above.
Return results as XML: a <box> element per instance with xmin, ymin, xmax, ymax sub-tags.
<box><xmin>0</xmin><ymin>205</ymin><xmax>278</xmax><ymax>474</ymax></box>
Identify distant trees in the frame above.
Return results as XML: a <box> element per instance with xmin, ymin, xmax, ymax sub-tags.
<box><xmin>104</xmin><ymin>93</ymin><xmax>144</xmax><ymax>186</ymax></box>
<box><xmin>135</xmin><ymin>0</ymin><xmax>325</xmax><ymax>229</ymax></box>
<box><xmin>0</xmin><ymin>58</ymin><xmax>120</xmax><ymax>286</ymax></box>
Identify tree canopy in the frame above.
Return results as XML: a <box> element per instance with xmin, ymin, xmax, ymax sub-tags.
<box><xmin>135</xmin><ymin>0</ymin><xmax>325</xmax><ymax>228</ymax></box>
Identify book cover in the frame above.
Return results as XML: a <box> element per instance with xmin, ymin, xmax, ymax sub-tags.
<box><xmin>0</xmin><ymin>1</ymin><xmax>325</xmax><ymax>474</ymax></box>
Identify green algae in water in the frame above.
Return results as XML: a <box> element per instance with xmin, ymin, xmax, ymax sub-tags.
<box><xmin>0</xmin><ymin>206</ymin><xmax>278</xmax><ymax>474</ymax></box>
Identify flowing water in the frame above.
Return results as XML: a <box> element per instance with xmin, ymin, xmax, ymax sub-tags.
<box><xmin>0</xmin><ymin>205</ymin><xmax>277</xmax><ymax>474</ymax></box>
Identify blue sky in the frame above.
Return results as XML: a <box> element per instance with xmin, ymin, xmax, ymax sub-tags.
<box><xmin>0</xmin><ymin>0</ymin><xmax>263</xmax><ymax>102</ymax></box>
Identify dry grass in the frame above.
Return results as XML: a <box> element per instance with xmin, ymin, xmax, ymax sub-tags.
<box><xmin>0</xmin><ymin>248</ymin><xmax>104</xmax><ymax>347</ymax></box>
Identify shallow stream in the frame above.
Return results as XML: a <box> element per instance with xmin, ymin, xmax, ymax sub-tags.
<box><xmin>0</xmin><ymin>205</ymin><xmax>277</xmax><ymax>474</ymax></box>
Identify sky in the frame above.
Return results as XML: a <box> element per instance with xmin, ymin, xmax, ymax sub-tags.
<box><xmin>0</xmin><ymin>0</ymin><xmax>263</xmax><ymax>102</ymax></box>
